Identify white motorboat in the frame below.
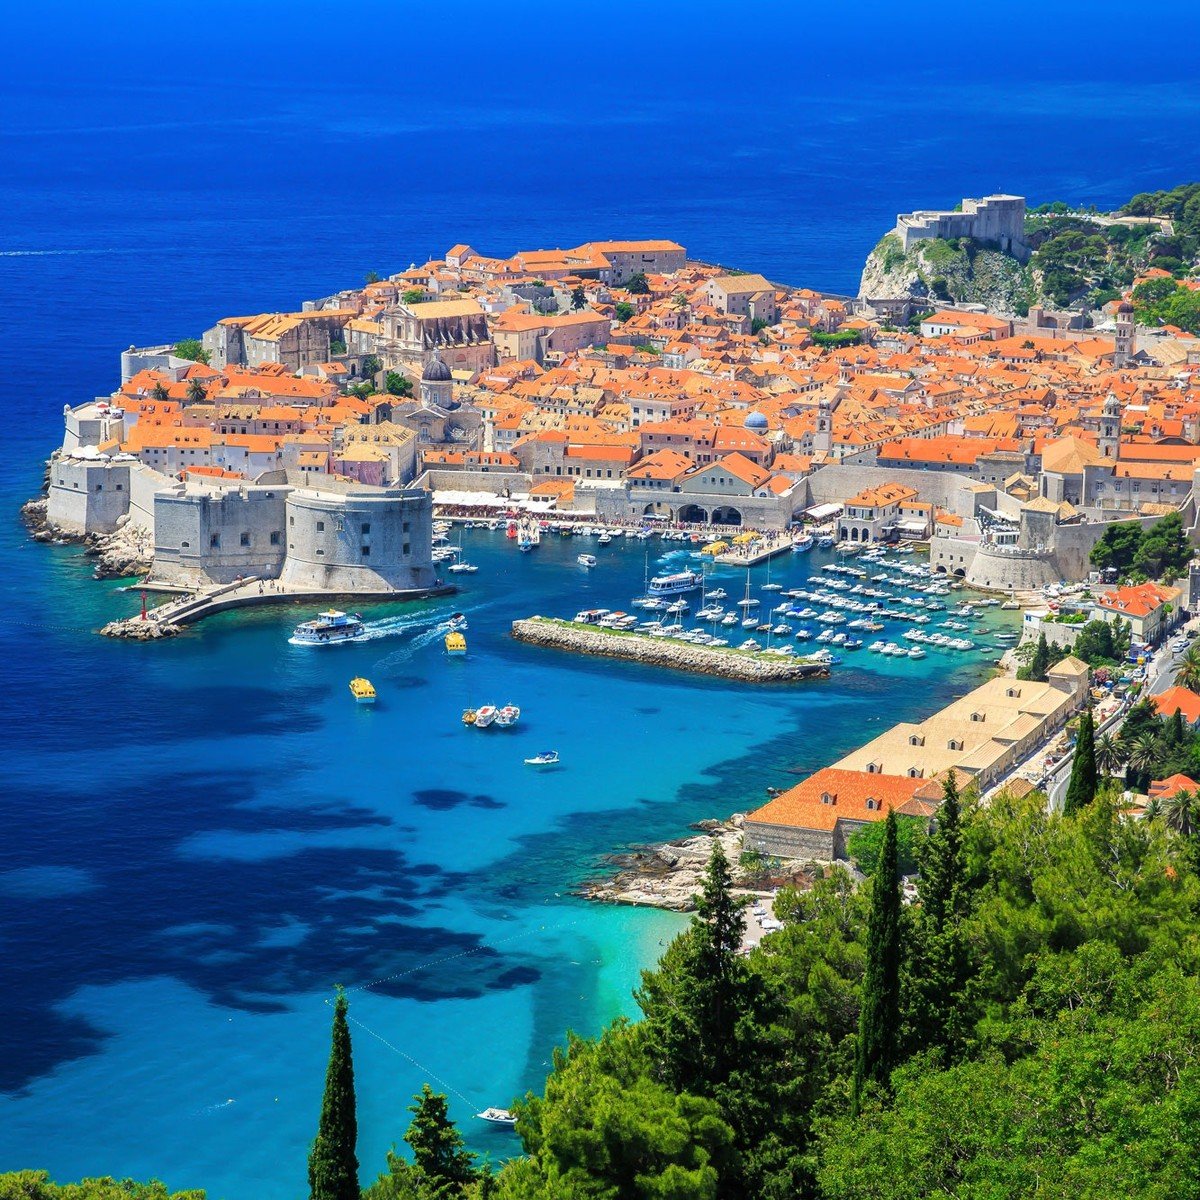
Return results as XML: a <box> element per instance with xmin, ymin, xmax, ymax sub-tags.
<box><xmin>289</xmin><ymin>610</ymin><xmax>366</xmax><ymax>646</ymax></box>
<box><xmin>448</xmin><ymin>561</ymin><xmax>478</xmax><ymax>573</ymax></box>
<box><xmin>524</xmin><ymin>750</ymin><xmax>559</xmax><ymax>767</ymax></box>
<box><xmin>494</xmin><ymin>704</ymin><xmax>521</xmax><ymax>728</ymax></box>
<box><xmin>648</xmin><ymin>569</ymin><xmax>704</xmax><ymax>596</ymax></box>
<box><xmin>476</xmin><ymin>1107</ymin><xmax>516</xmax><ymax>1126</ymax></box>
<box><xmin>577</xmin><ymin>554</ymin><xmax>597</xmax><ymax>568</ymax></box>
<box><xmin>474</xmin><ymin>705</ymin><xmax>497</xmax><ymax>728</ymax></box>
<box><xmin>707</xmin><ymin>588</ymin><xmax>728</xmax><ymax>600</ymax></box>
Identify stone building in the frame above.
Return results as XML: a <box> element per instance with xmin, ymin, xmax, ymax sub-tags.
<box><xmin>379</xmin><ymin>299</ymin><xmax>495</xmax><ymax>376</ymax></box>
<box><xmin>704</xmin><ymin>274</ymin><xmax>779</xmax><ymax>324</ymax></box>
<box><xmin>203</xmin><ymin>311</ymin><xmax>356</xmax><ymax>371</ymax></box>
<box><xmin>895</xmin><ymin>194</ymin><xmax>1030</xmax><ymax>261</ymax></box>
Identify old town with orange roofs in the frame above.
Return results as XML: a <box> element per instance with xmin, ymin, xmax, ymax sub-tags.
<box><xmin>28</xmin><ymin>195</ymin><xmax>1200</xmax><ymax>672</ymax></box>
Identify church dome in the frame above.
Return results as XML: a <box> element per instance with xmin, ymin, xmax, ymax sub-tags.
<box><xmin>423</xmin><ymin>353</ymin><xmax>453</xmax><ymax>382</ymax></box>
<box><xmin>744</xmin><ymin>411</ymin><xmax>769</xmax><ymax>432</ymax></box>
<box><xmin>1116</xmin><ymin>301</ymin><xmax>1134</xmax><ymax>314</ymax></box>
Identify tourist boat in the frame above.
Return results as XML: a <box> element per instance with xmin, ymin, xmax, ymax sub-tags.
<box><xmin>817</xmin><ymin>535</ymin><xmax>836</xmax><ymax>549</ymax></box>
<box><xmin>448</xmin><ymin>561</ymin><xmax>478</xmax><ymax>574</ymax></box>
<box><xmin>793</xmin><ymin>533</ymin><xmax>814</xmax><ymax>552</ymax></box>
<box><xmin>474</xmin><ymin>705</ymin><xmax>497</xmax><ymax>728</ymax></box>
<box><xmin>348</xmin><ymin>677</ymin><xmax>376</xmax><ymax>704</ymax></box>
<box><xmin>476</xmin><ymin>1107</ymin><xmax>516</xmax><ymax>1126</ymax></box>
<box><xmin>445</xmin><ymin>631</ymin><xmax>467</xmax><ymax>656</ymax></box>
<box><xmin>494</xmin><ymin>704</ymin><xmax>521</xmax><ymax>728</ymax></box>
<box><xmin>571</xmin><ymin>604</ymin><xmax>609</xmax><ymax>624</ymax></box>
<box><xmin>289</xmin><ymin>610</ymin><xmax>367</xmax><ymax>646</ymax></box>
<box><xmin>577</xmin><ymin>553</ymin><xmax>597</xmax><ymax>568</ymax></box>
<box><xmin>647</xmin><ymin>569</ymin><xmax>704</xmax><ymax>596</ymax></box>
<box><xmin>524</xmin><ymin>750</ymin><xmax>560</xmax><ymax>767</ymax></box>
<box><xmin>448</xmin><ymin>613</ymin><xmax>468</xmax><ymax>631</ymax></box>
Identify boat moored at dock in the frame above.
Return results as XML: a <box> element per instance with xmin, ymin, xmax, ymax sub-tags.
<box><xmin>647</xmin><ymin>569</ymin><xmax>704</xmax><ymax>597</ymax></box>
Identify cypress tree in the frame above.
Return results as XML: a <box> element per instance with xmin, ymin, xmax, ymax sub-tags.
<box><xmin>918</xmin><ymin>771</ymin><xmax>963</xmax><ymax>933</ymax></box>
<box><xmin>1171</xmin><ymin>707</ymin><xmax>1186</xmax><ymax>747</ymax></box>
<box><xmin>309</xmin><ymin>988</ymin><xmax>360</xmax><ymax>1200</ymax></box>
<box><xmin>1029</xmin><ymin>632</ymin><xmax>1051</xmax><ymax>682</ymax></box>
<box><xmin>1063</xmin><ymin>708</ymin><xmax>1098</xmax><ymax>816</ymax></box>
<box><xmin>852</xmin><ymin>811</ymin><xmax>902</xmax><ymax>1116</ymax></box>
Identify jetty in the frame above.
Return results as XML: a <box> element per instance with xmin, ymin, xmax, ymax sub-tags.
<box><xmin>100</xmin><ymin>577</ymin><xmax>456</xmax><ymax>639</ymax></box>
<box><xmin>511</xmin><ymin>616</ymin><xmax>830</xmax><ymax>682</ymax></box>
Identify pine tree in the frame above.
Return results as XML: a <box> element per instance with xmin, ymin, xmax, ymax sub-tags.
<box><xmin>636</xmin><ymin>841</ymin><xmax>749</xmax><ymax>1095</ymax></box>
<box><xmin>918</xmin><ymin>771</ymin><xmax>963</xmax><ymax>933</ymax></box>
<box><xmin>403</xmin><ymin>1085</ymin><xmax>476</xmax><ymax>1196</ymax></box>
<box><xmin>852</xmin><ymin>811</ymin><xmax>903</xmax><ymax>1117</ymax></box>
<box><xmin>1063</xmin><ymin>708</ymin><xmax>1098</xmax><ymax>817</ymax></box>
<box><xmin>1030</xmin><ymin>632</ymin><xmax>1051</xmax><ymax>682</ymax></box>
<box><xmin>309</xmin><ymin>989</ymin><xmax>360</xmax><ymax>1200</ymax></box>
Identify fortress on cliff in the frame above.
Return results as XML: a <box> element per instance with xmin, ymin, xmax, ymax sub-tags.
<box><xmin>895</xmin><ymin>194</ymin><xmax>1031</xmax><ymax>261</ymax></box>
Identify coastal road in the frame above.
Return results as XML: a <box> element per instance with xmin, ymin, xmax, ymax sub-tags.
<box><xmin>1045</xmin><ymin>630</ymin><xmax>1192</xmax><ymax>811</ymax></box>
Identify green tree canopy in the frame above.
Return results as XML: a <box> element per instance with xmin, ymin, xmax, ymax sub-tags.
<box><xmin>172</xmin><ymin>338</ymin><xmax>210</xmax><ymax>365</ymax></box>
<box><xmin>614</xmin><ymin>302</ymin><xmax>634</xmax><ymax>323</ymax></box>
<box><xmin>625</xmin><ymin>273</ymin><xmax>650</xmax><ymax>295</ymax></box>
<box><xmin>309</xmin><ymin>989</ymin><xmax>360</xmax><ymax>1200</ymax></box>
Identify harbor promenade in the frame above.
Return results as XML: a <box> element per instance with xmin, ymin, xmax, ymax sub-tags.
<box><xmin>102</xmin><ymin>577</ymin><xmax>456</xmax><ymax>638</ymax></box>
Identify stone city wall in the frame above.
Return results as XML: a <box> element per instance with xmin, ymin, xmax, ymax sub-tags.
<box><xmin>742</xmin><ymin>820</ymin><xmax>836</xmax><ymax>860</ymax></box>
<box><xmin>46</xmin><ymin>458</ymin><xmax>132</xmax><ymax>535</ymax></box>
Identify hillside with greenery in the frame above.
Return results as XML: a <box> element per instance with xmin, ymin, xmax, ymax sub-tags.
<box><xmin>16</xmin><ymin>765</ymin><xmax>1200</xmax><ymax>1199</ymax></box>
<box><xmin>860</xmin><ymin>181</ymin><xmax>1200</xmax><ymax>319</ymax></box>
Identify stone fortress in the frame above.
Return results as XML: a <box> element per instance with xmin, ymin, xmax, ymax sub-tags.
<box><xmin>47</xmin><ymin>408</ymin><xmax>437</xmax><ymax>595</ymax></box>
<box><xmin>895</xmin><ymin>194</ymin><xmax>1031</xmax><ymax>261</ymax></box>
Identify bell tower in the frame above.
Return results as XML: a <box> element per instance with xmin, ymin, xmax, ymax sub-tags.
<box><xmin>1099</xmin><ymin>392</ymin><xmax>1120</xmax><ymax>459</ymax></box>
<box><xmin>1114</xmin><ymin>301</ymin><xmax>1135</xmax><ymax>369</ymax></box>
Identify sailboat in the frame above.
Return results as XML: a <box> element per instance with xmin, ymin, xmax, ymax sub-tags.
<box><xmin>736</xmin><ymin>567</ymin><xmax>760</xmax><ymax>611</ymax></box>
<box><xmin>447</xmin><ymin>528</ymin><xmax>477</xmax><ymax>573</ymax></box>
<box><xmin>761</xmin><ymin>553</ymin><xmax>782</xmax><ymax>591</ymax></box>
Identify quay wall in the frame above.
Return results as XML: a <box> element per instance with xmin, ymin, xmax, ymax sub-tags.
<box><xmin>511</xmin><ymin>617</ymin><xmax>828</xmax><ymax>682</ymax></box>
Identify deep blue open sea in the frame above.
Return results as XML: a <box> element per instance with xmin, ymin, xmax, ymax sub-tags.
<box><xmin>2</xmin><ymin>2</ymin><xmax>1200</xmax><ymax>1196</ymax></box>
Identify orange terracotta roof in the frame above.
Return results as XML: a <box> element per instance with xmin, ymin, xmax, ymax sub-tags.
<box><xmin>745</xmin><ymin>768</ymin><xmax>926</xmax><ymax>833</ymax></box>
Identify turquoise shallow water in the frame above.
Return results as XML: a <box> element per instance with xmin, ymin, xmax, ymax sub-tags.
<box><xmin>0</xmin><ymin>525</ymin><xmax>1016</xmax><ymax>1197</ymax></box>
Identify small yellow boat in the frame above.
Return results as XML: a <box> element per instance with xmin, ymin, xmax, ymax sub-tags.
<box><xmin>349</xmin><ymin>677</ymin><xmax>376</xmax><ymax>705</ymax></box>
<box><xmin>445</xmin><ymin>631</ymin><xmax>467</xmax><ymax>656</ymax></box>
<box><xmin>462</xmin><ymin>708</ymin><xmax>477</xmax><ymax>725</ymax></box>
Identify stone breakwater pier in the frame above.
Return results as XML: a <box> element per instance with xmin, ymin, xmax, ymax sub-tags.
<box><xmin>511</xmin><ymin>617</ymin><xmax>831</xmax><ymax>682</ymax></box>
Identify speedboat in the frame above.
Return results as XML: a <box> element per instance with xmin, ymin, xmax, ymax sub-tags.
<box><xmin>348</xmin><ymin>677</ymin><xmax>376</xmax><ymax>704</ymax></box>
<box><xmin>707</xmin><ymin>588</ymin><xmax>728</xmax><ymax>600</ymax></box>
<box><xmin>448</xmin><ymin>613</ymin><xmax>468</xmax><ymax>631</ymax></box>
<box><xmin>524</xmin><ymin>750</ymin><xmax>559</xmax><ymax>767</ymax></box>
<box><xmin>722</xmin><ymin>613</ymin><xmax>739</xmax><ymax>627</ymax></box>
<box><xmin>494</xmin><ymin>704</ymin><xmax>521</xmax><ymax>728</ymax></box>
<box><xmin>290</xmin><ymin>610</ymin><xmax>366</xmax><ymax>646</ymax></box>
<box><xmin>577</xmin><ymin>554</ymin><xmax>597</xmax><ymax>568</ymax></box>
<box><xmin>476</xmin><ymin>1107</ymin><xmax>516</xmax><ymax>1126</ymax></box>
<box><xmin>598</xmin><ymin>533</ymin><xmax>612</xmax><ymax>545</ymax></box>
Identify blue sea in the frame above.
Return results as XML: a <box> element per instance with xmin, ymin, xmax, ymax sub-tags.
<box><xmin>2</xmin><ymin>2</ymin><xmax>1200</xmax><ymax>1196</ymax></box>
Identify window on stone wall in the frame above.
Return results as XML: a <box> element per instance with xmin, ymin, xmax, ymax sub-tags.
<box><xmin>361</xmin><ymin>546</ymin><xmax>370</xmax><ymax>557</ymax></box>
<box><xmin>270</xmin><ymin>532</ymin><xmax>280</xmax><ymax>545</ymax></box>
<box><xmin>316</xmin><ymin>549</ymin><xmax>324</xmax><ymax>556</ymax></box>
<box><xmin>316</xmin><ymin>520</ymin><xmax>325</xmax><ymax>531</ymax></box>
<box><xmin>210</xmin><ymin>534</ymin><xmax>220</xmax><ymax>548</ymax></box>
<box><xmin>362</xmin><ymin>523</ymin><xmax>371</xmax><ymax>534</ymax></box>
<box><xmin>240</xmin><ymin>533</ymin><xmax>250</xmax><ymax>546</ymax></box>
<box><xmin>402</xmin><ymin>543</ymin><xmax>410</xmax><ymax>555</ymax></box>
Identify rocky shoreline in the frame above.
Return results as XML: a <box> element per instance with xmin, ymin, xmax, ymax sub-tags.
<box><xmin>577</xmin><ymin>816</ymin><xmax>827</xmax><ymax>912</ymax></box>
<box><xmin>512</xmin><ymin>616</ymin><xmax>830</xmax><ymax>682</ymax></box>
<box><xmin>21</xmin><ymin>496</ymin><xmax>152</xmax><ymax>580</ymax></box>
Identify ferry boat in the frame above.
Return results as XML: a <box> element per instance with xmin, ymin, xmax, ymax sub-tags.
<box><xmin>476</xmin><ymin>1107</ymin><xmax>516</xmax><ymax>1126</ymax></box>
<box><xmin>792</xmin><ymin>533</ymin><xmax>815</xmax><ymax>552</ymax></box>
<box><xmin>445</xmin><ymin>631</ymin><xmax>467</xmax><ymax>656</ymax></box>
<box><xmin>348</xmin><ymin>677</ymin><xmax>376</xmax><ymax>704</ymax></box>
<box><xmin>577</xmin><ymin>553</ymin><xmax>597</xmax><ymax>568</ymax></box>
<box><xmin>289</xmin><ymin>610</ymin><xmax>366</xmax><ymax>646</ymax></box>
<box><xmin>524</xmin><ymin>750</ymin><xmax>559</xmax><ymax>767</ymax></box>
<box><xmin>647</xmin><ymin>569</ymin><xmax>704</xmax><ymax>596</ymax></box>
<box><xmin>494</xmin><ymin>704</ymin><xmax>521</xmax><ymax>728</ymax></box>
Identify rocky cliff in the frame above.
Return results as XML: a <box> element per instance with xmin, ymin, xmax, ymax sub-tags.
<box><xmin>859</xmin><ymin>233</ymin><xmax>1035</xmax><ymax>315</ymax></box>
